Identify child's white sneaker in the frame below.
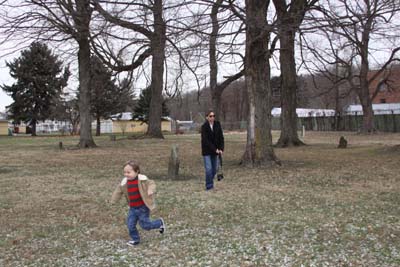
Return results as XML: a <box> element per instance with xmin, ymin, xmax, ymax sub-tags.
<box><xmin>160</xmin><ymin>218</ymin><xmax>166</xmax><ymax>234</ymax></box>
<box><xmin>127</xmin><ymin>240</ymin><xmax>140</xmax><ymax>246</ymax></box>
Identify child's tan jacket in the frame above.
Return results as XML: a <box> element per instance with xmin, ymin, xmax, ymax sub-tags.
<box><xmin>111</xmin><ymin>174</ymin><xmax>157</xmax><ymax>211</ymax></box>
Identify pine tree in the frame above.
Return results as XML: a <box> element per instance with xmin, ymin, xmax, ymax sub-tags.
<box><xmin>89</xmin><ymin>56</ymin><xmax>135</xmax><ymax>135</ymax></box>
<box><xmin>134</xmin><ymin>86</ymin><xmax>169</xmax><ymax>123</ymax></box>
<box><xmin>1</xmin><ymin>42</ymin><xmax>69</xmax><ymax>136</ymax></box>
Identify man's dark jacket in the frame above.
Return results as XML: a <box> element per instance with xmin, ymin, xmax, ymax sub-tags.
<box><xmin>201</xmin><ymin>120</ymin><xmax>224</xmax><ymax>156</ymax></box>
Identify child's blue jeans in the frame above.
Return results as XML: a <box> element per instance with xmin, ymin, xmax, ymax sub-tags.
<box><xmin>127</xmin><ymin>205</ymin><xmax>162</xmax><ymax>242</ymax></box>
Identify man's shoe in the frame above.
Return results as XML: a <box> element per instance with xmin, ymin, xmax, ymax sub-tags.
<box><xmin>160</xmin><ymin>218</ymin><xmax>166</xmax><ymax>234</ymax></box>
<box><xmin>127</xmin><ymin>240</ymin><xmax>140</xmax><ymax>246</ymax></box>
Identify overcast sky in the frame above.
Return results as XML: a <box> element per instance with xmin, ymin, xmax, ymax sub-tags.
<box><xmin>0</xmin><ymin>59</ymin><xmax>13</xmax><ymax>112</ymax></box>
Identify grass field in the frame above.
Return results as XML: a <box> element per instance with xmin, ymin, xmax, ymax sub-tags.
<box><xmin>0</xmin><ymin>131</ymin><xmax>399</xmax><ymax>267</ymax></box>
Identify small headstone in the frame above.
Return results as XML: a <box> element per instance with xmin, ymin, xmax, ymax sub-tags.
<box><xmin>338</xmin><ymin>136</ymin><xmax>347</xmax><ymax>149</ymax></box>
<box><xmin>59</xmin><ymin>141</ymin><xmax>64</xmax><ymax>150</ymax></box>
<box><xmin>110</xmin><ymin>135</ymin><xmax>116</xmax><ymax>141</ymax></box>
<box><xmin>168</xmin><ymin>145</ymin><xmax>180</xmax><ymax>179</ymax></box>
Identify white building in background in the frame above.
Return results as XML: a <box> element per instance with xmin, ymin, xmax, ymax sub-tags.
<box><xmin>271</xmin><ymin>107</ymin><xmax>336</xmax><ymax>118</ymax></box>
<box><xmin>36</xmin><ymin>120</ymin><xmax>72</xmax><ymax>133</ymax></box>
<box><xmin>345</xmin><ymin>103</ymin><xmax>400</xmax><ymax>115</ymax></box>
<box><xmin>91</xmin><ymin>119</ymin><xmax>113</xmax><ymax>134</ymax></box>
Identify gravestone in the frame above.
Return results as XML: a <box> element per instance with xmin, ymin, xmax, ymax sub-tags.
<box><xmin>338</xmin><ymin>136</ymin><xmax>348</xmax><ymax>149</ymax></box>
<box><xmin>168</xmin><ymin>145</ymin><xmax>180</xmax><ymax>179</ymax></box>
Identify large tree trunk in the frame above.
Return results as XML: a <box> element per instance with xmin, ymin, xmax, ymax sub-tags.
<box><xmin>361</xmin><ymin>100</ymin><xmax>374</xmax><ymax>132</ymax></box>
<box><xmin>209</xmin><ymin>0</ymin><xmax>243</xmax><ymax>121</ymax></box>
<box><xmin>242</xmin><ymin>90</ymin><xmax>256</xmax><ymax>164</ymax></box>
<box><xmin>96</xmin><ymin>116</ymin><xmax>101</xmax><ymax>136</ymax></box>
<box><xmin>334</xmin><ymin>60</ymin><xmax>341</xmax><ymax>131</ymax></box>
<box><xmin>242</xmin><ymin>0</ymin><xmax>279</xmax><ymax>166</ymax></box>
<box><xmin>212</xmin><ymin>91</ymin><xmax>222</xmax><ymax>119</ymax></box>
<box><xmin>358</xmin><ymin>37</ymin><xmax>375</xmax><ymax>133</ymax></box>
<box><xmin>77</xmin><ymin>39</ymin><xmax>96</xmax><ymax>147</ymax></box>
<box><xmin>276</xmin><ymin>32</ymin><xmax>304</xmax><ymax>147</ymax></box>
<box><xmin>31</xmin><ymin>119</ymin><xmax>37</xmax><ymax>136</ymax></box>
<box><xmin>147</xmin><ymin>0</ymin><xmax>166</xmax><ymax>138</ymax></box>
<box><xmin>359</xmin><ymin>72</ymin><xmax>375</xmax><ymax>132</ymax></box>
<box><xmin>76</xmin><ymin>0</ymin><xmax>96</xmax><ymax>147</ymax></box>
<box><xmin>274</xmin><ymin>0</ymin><xmax>305</xmax><ymax>147</ymax></box>
<box><xmin>210</xmin><ymin>0</ymin><xmax>222</xmax><ymax>119</ymax></box>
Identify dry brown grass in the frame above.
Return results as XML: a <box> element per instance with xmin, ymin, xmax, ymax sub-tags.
<box><xmin>0</xmin><ymin>131</ymin><xmax>399</xmax><ymax>266</ymax></box>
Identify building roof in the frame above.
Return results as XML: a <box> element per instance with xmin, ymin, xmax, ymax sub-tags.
<box><xmin>272</xmin><ymin>108</ymin><xmax>336</xmax><ymax>117</ymax></box>
<box><xmin>110</xmin><ymin>112</ymin><xmax>172</xmax><ymax>121</ymax></box>
<box><xmin>110</xmin><ymin>112</ymin><xmax>133</xmax><ymax>120</ymax></box>
<box><xmin>345</xmin><ymin>103</ymin><xmax>400</xmax><ymax>115</ymax></box>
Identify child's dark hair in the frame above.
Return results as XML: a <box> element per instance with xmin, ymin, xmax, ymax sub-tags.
<box><xmin>124</xmin><ymin>160</ymin><xmax>140</xmax><ymax>173</ymax></box>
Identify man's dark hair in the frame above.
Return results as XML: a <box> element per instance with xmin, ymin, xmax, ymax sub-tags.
<box><xmin>206</xmin><ymin>109</ymin><xmax>215</xmax><ymax>117</ymax></box>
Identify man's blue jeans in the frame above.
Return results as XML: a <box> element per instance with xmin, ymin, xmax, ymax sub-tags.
<box><xmin>203</xmin><ymin>155</ymin><xmax>218</xmax><ymax>190</ymax></box>
<box><xmin>127</xmin><ymin>205</ymin><xmax>162</xmax><ymax>242</ymax></box>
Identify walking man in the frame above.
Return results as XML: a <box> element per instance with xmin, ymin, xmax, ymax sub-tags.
<box><xmin>201</xmin><ymin>110</ymin><xmax>224</xmax><ymax>190</ymax></box>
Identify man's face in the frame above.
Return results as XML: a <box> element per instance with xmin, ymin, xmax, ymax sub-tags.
<box><xmin>207</xmin><ymin>112</ymin><xmax>215</xmax><ymax>124</ymax></box>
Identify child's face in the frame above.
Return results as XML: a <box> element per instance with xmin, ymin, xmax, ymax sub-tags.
<box><xmin>124</xmin><ymin>165</ymin><xmax>138</xmax><ymax>179</ymax></box>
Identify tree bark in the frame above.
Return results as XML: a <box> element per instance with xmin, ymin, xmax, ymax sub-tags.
<box><xmin>334</xmin><ymin>59</ymin><xmax>340</xmax><ymax>131</ymax></box>
<box><xmin>209</xmin><ymin>0</ymin><xmax>244</xmax><ymax>121</ymax></box>
<box><xmin>146</xmin><ymin>0</ymin><xmax>166</xmax><ymax>138</ymax></box>
<box><xmin>210</xmin><ymin>0</ymin><xmax>222</xmax><ymax>118</ymax></box>
<box><xmin>96</xmin><ymin>116</ymin><xmax>101</xmax><ymax>136</ymax></box>
<box><xmin>76</xmin><ymin>0</ymin><xmax>96</xmax><ymax>147</ymax></box>
<box><xmin>276</xmin><ymin>31</ymin><xmax>304</xmax><ymax>147</ymax></box>
<box><xmin>274</xmin><ymin>0</ymin><xmax>310</xmax><ymax>147</ymax></box>
<box><xmin>241</xmin><ymin>0</ymin><xmax>280</xmax><ymax>166</ymax></box>
<box><xmin>242</xmin><ymin>93</ymin><xmax>256</xmax><ymax>164</ymax></box>
<box><xmin>31</xmin><ymin>119</ymin><xmax>37</xmax><ymax>136</ymax></box>
<box><xmin>359</xmin><ymin>70</ymin><xmax>375</xmax><ymax>132</ymax></box>
<box><xmin>358</xmin><ymin>20</ymin><xmax>375</xmax><ymax>133</ymax></box>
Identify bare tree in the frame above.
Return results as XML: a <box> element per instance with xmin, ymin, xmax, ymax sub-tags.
<box><xmin>273</xmin><ymin>0</ymin><xmax>318</xmax><ymax>147</ymax></box>
<box><xmin>161</xmin><ymin>0</ymin><xmax>245</xmax><ymax>121</ymax></box>
<box><xmin>241</xmin><ymin>0</ymin><xmax>280</xmax><ymax>166</ymax></box>
<box><xmin>306</xmin><ymin>0</ymin><xmax>400</xmax><ymax>132</ymax></box>
<box><xmin>1</xmin><ymin>0</ymin><xmax>96</xmax><ymax>147</ymax></box>
<box><xmin>208</xmin><ymin>0</ymin><xmax>244</xmax><ymax>119</ymax></box>
<box><xmin>92</xmin><ymin>1</ymin><xmax>210</xmax><ymax>138</ymax></box>
<box><xmin>92</xmin><ymin>0</ymin><xmax>167</xmax><ymax>138</ymax></box>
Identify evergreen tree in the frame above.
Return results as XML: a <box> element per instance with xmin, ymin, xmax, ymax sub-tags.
<box><xmin>90</xmin><ymin>56</ymin><xmax>135</xmax><ymax>135</ymax></box>
<box><xmin>134</xmin><ymin>86</ymin><xmax>169</xmax><ymax>123</ymax></box>
<box><xmin>1</xmin><ymin>42</ymin><xmax>69</xmax><ymax>136</ymax></box>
